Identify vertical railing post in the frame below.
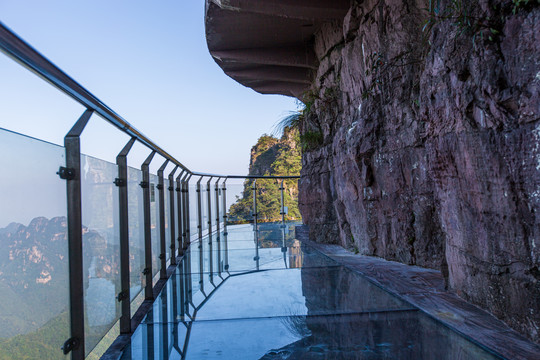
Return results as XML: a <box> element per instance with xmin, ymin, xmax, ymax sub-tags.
<box><xmin>168</xmin><ymin>166</ymin><xmax>178</xmax><ymax>266</ymax></box>
<box><xmin>221</xmin><ymin>179</ymin><xmax>229</xmax><ymax>272</ymax></box>
<box><xmin>214</xmin><ymin>178</ymin><xmax>221</xmax><ymax>241</ymax></box>
<box><xmin>214</xmin><ymin>178</ymin><xmax>221</xmax><ymax>274</ymax></box>
<box><xmin>223</xmin><ymin>229</ymin><xmax>229</xmax><ymax>272</ymax></box>
<box><xmin>116</xmin><ymin>137</ymin><xmax>136</xmax><ymax>334</ymax></box>
<box><xmin>176</xmin><ymin>170</ymin><xmax>185</xmax><ymax>258</ymax></box>
<box><xmin>141</xmin><ymin>151</ymin><xmax>156</xmax><ymax>301</ymax></box>
<box><xmin>206</xmin><ymin>177</ymin><xmax>213</xmax><ymax>245</ymax></box>
<box><xmin>62</xmin><ymin>109</ymin><xmax>93</xmax><ymax>359</ymax></box>
<box><xmin>181</xmin><ymin>173</ymin><xmax>192</xmax><ymax>251</ymax></box>
<box><xmin>206</xmin><ymin>177</ymin><xmax>214</xmax><ymax>278</ymax></box>
<box><xmin>157</xmin><ymin>160</ymin><xmax>169</xmax><ymax>279</ymax></box>
<box><xmin>215</xmin><ymin>177</ymin><xmax>221</xmax><ymax>242</ymax></box>
<box><xmin>254</xmin><ymin>225</ymin><xmax>260</xmax><ymax>271</ymax></box>
<box><xmin>196</xmin><ymin>177</ymin><xmax>203</xmax><ymax>246</ymax></box>
<box><xmin>280</xmin><ymin>179</ymin><xmax>287</xmax><ymax>259</ymax></box>
<box><xmin>252</xmin><ymin>179</ymin><xmax>259</xmax><ymax>270</ymax></box>
<box><xmin>222</xmin><ymin>179</ymin><xmax>227</xmax><ymax>236</ymax></box>
<box><xmin>280</xmin><ymin>180</ymin><xmax>285</xmax><ymax>224</ymax></box>
<box><xmin>252</xmin><ymin>179</ymin><xmax>258</xmax><ymax>232</ymax></box>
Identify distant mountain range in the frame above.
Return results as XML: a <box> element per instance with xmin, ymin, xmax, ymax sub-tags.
<box><xmin>0</xmin><ymin>216</ymin><xmax>69</xmax><ymax>339</ymax></box>
<box><xmin>0</xmin><ymin>215</ymin><xmax>145</xmax><ymax>358</ymax></box>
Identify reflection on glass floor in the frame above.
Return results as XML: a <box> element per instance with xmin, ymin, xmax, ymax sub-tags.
<box><xmin>119</xmin><ymin>224</ymin><xmax>501</xmax><ymax>360</ymax></box>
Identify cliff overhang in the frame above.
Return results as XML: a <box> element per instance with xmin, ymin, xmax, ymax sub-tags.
<box><xmin>204</xmin><ymin>0</ymin><xmax>349</xmax><ymax>98</ymax></box>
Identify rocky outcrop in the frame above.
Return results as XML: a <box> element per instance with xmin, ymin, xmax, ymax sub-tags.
<box><xmin>298</xmin><ymin>0</ymin><xmax>539</xmax><ymax>342</ymax></box>
<box><xmin>229</xmin><ymin>128</ymin><xmax>302</xmax><ymax>222</ymax></box>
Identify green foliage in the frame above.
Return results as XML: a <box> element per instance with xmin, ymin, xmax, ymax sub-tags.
<box><xmin>513</xmin><ymin>0</ymin><xmax>537</xmax><ymax>13</ymax></box>
<box><xmin>421</xmin><ymin>0</ymin><xmax>506</xmax><ymax>48</ymax></box>
<box><xmin>273</xmin><ymin>90</ymin><xmax>326</xmax><ymax>152</ymax></box>
<box><xmin>323</xmin><ymin>86</ymin><xmax>340</xmax><ymax>104</ymax></box>
<box><xmin>302</xmin><ymin>88</ymin><xmax>319</xmax><ymax>116</ymax></box>
<box><xmin>228</xmin><ymin>129</ymin><xmax>301</xmax><ymax>224</ymax></box>
<box><xmin>255</xmin><ymin>134</ymin><xmax>279</xmax><ymax>150</ymax></box>
<box><xmin>273</xmin><ymin>111</ymin><xmax>303</xmax><ymax>136</ymax></box>
<box><xmin>0</xmin><ymin>311</ymin><xmax>69</xmax><ymax>360</ymax></box>
<box><xmin>300</xmin><ymin>131</ymin><xmax>324</xmax><ymax>151</ymax></box>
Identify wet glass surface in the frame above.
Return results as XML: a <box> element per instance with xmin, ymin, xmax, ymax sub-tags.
<box><xmin>119</xmin><ymin>224</ymin><xmax>502</xmax><ymax>360</ymax></box>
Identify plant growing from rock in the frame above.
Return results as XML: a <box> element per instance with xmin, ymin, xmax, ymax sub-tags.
<box><xmin>273</xmin><ymin>88</ymin><xmax>326</xmax><ymax>152</ymax></box>
<box><xmin>422</xmin><ymin>0</ymin><xmax>505</xmax><ymax>47</ymax></box>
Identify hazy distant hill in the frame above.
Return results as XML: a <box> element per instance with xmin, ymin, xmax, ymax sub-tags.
<box><xmin>0</xmin><ymin>216</ymin><xmax>69</xmax><ymax>338</ymax></box>
<box><xmin>0</xmin><ymin>215</ymin><xmax>145</xmax><ymax>357</ymax></box>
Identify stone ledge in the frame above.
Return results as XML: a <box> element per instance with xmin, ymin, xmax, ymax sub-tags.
<box><xmin>301</xmin><ymin>236</ymin><xmax>540</xmax><ymax>360</ymax></box>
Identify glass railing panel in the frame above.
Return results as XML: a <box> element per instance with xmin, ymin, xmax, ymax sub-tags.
<box><xmin>80</xmin><ymin>154</ymin><xmax>121</xmax><ymax>356</ymax></box>
<box><xmin>210</xmin><ymin>183</ymin><xmax>216</xmax><ymax>231</ymax></box>
<box><xmin>164</xmin><ymin>179</ymin><xmax>171</xmax><ymax>264</ymax></box>
<box><xmin>187</xmin><ymin>245</ymin><xmax>201</xmax><ymax>293</ymax></box>
<box><xmin>150</xmin><ymin>174</ymin><xmax>160</xmax><ymax>285</ymax></box>
<box><xmin>254</xmin><ymin>178</ymin><xmax>281</xmax><ymax>223</ymax></box>
<box><xmin>217</xmin><ymin>185</ymin><xmax>223</xmax><ymax>228</ymax></box>
<box><xmin>127</xmin><ymin>167</ymin><xmax>145</xmax><ymax>309</ymax></box>
<box><xmin>0</xmin><ymin>128</ymin><xmax>70</xmax><ymax>358</ymax></box>
<box><xmin>188</xmin><ymin>184</ymin><xmax>197</xmax><ymax>240</ymax></box>
<box><xmin>200</xmin><ymin>183</ymin><xmax>208</xmax><ymax>232</ymax></box>
<box><xmin>283</xmin><ymin>178</ymin><xmax>301</xmax><ymax>222</ymax></box>
<box><xmin>226</xmin><ymin>182</ymin><xmax>250</xmax><ymax>224</ymax></box>
<box><xmin>225</xmin><ymin>178</ymin><xmax>301</xmax><ymax>226</ymax></box>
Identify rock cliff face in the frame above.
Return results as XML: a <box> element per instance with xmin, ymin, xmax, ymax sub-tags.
<box><xmin>298</xmin><ymin>0</ymin><xmax>539</xmax><ymax>342</ymax></box>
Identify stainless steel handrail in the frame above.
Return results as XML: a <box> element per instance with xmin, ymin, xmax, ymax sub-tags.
<box><xmin>226</xmin><ymin>175</ymin><xmax>300</xmax><ymax>179</ymax></box>
<box><xmin>0</xmin><ymin>21</ymin><xmax>300</xmax><ymax>181</ymax></box>
<box><xmin>0</xmin><ymin>22</ymin><xmax>187</xmax><ymax>170</ymax></box>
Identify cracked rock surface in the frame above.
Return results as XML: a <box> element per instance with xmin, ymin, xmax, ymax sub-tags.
<box><xmin>298</xmin><ymin>0</ymin><xmax>539</xmax><ymax>342</ymax></box>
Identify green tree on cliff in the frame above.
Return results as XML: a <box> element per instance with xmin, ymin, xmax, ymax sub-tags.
<box><xmin>228</xmin><ymin>127</ymin><xmax>301</xmax><ymax>223</ymax></box>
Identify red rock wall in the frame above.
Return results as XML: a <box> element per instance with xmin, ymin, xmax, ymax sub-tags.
<box><xmin>298</xmin><ymin>0</ymin><xmax>539</xmax><ymax>342</ymax></box>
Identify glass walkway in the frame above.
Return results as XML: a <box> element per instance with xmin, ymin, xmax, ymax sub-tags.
<box><xmin>118</xmin><ymin>223</ymin><xmax>501</xmax><ymax>360</ymax></box>
<box><xmin>0</xmin><ymin>23</ymin><xmax>531</xmax><ymax>360</ymax></box>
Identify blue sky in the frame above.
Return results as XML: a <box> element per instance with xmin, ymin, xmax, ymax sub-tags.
<box><xmin>0</xmin><ymin>0</ymin><xmax>298</xmax><ymax>175</ymax></box>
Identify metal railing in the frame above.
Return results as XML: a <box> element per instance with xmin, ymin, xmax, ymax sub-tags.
<box><xmin>0</xmin><ymin>22</ymin><xmax>299</xmax><ymax>359</ymax></box>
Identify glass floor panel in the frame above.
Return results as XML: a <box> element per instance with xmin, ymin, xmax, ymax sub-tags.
<box><xmin>180</xmin><ymin>246</ymin><xmax>338</xmax><ymax>275</ymax></box>
<box><xmin>118</xmin><ymin>224</ymin><xmax>503</xmax><ymax>360</ymax></box>
<box><xmin>191</xmin><ymin>233</ymin><xmax>299</xmax><ymax>251</ymax></box>
<box><xmin>123</xmin><ymin>311</ymin><xmax>500</xmax><ymax>360</ymax></box>
<box><xmin>142</xmin><ymin>266</ymin><xmax>412</xmax><ymax>324</ymax></box>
